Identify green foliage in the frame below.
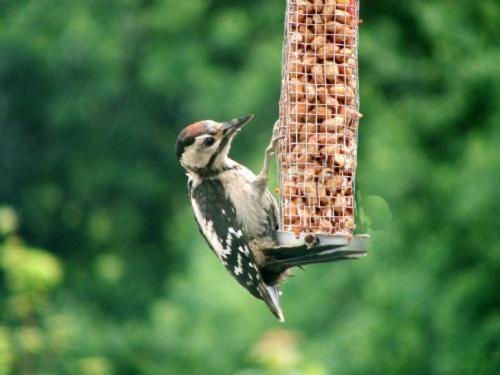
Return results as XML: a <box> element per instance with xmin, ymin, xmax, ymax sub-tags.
<box><xmin>0</xmin><ymin>0</ymin><xmax>499</xmax><ymax>373</ymax></box>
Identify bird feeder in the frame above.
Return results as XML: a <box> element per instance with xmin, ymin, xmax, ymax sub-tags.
<box><xmin>276</xmin><ymin>0</ymin><xmax>369</xmax><ymax>252</ymax></box>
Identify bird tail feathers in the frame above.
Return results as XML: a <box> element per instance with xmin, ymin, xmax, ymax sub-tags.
<box><xmin>260</xmin><ymin>284</ymin><xmax>285</xmax><ymax>322</ymax></box>
<box><xmin>264</xmin><ymin>244</ymin><xmax>366</xmax><ymax>268</ymax></box>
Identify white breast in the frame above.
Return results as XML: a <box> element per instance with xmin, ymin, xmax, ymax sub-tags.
<box><xmin>218</xmin><ymin>165</ymin><xmax>276</xmax><ymax>235</ymax></box>
<box><xmin>189</xmin><ymin>162</ymin><xmax>277</xmax><ymax>236</ymax></box>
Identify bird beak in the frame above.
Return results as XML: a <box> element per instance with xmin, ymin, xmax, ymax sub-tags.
<box><xmin>222</xmin><ymin>115</ymin><xmax>254</xmax><ymax>138</ymax></box>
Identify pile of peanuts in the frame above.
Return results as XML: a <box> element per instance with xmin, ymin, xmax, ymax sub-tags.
<box><xmin>278</xmin><ymin>0</ymin><xmax>362</xmax><ymax>236</ymax></box>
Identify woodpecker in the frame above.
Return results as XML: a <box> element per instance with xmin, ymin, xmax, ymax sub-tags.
<box><xmin>176</xmin><ymin>115</ymin><xmax>364</xmax><ymax>321</ymax></box>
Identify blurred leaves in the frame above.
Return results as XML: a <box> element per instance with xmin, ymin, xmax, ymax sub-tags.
<box><xmin>0</xmin><ymin>207</ymin><xmax>18</xmax><ymax>236</ymax></box>
<box><xmin>251</xmin><ymin>329</ymin><xmax>301</xmax><ymax>372</ymax></box>
<box><xmin>0</xmin><ymin>327</ymin><xmax>13</xmax><ymax>375</ymax></box>
<box><xmin>1</xmin><ymin>237</ymin><xmax>62</xmax><ymax>305</ymax></box>
<box><xmin>0</xmin><ymin>0</ymin><xmax>499</xmax><ymax>374</ymax></box>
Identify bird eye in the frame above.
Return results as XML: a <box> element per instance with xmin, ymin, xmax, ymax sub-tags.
<box><xmin>203</xmin><ymin>137</ymin><xmax>216</xmax><ymax>147</ymax></box>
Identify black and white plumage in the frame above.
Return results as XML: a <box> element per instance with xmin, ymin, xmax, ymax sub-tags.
<box><xmin>176</xmin><ymin>115</ymin><xmax>363</xmax><ymax>322</ymax></box>
<box><xmin>190</xmin><ymin>176</ymin><xmax>281</xmax><ymax>307</ymax></box>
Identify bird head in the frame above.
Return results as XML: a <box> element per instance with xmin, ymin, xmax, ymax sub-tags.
<box><xmin>176</xmin><ymin>115</ymin><xmax>254</xmax><ymax>173</ymax></box>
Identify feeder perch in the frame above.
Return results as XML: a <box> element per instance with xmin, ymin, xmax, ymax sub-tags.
<box><xmin>276</xmin><ymin>0</ymin><xmax>369</xmax><ymax>254</ymax></box>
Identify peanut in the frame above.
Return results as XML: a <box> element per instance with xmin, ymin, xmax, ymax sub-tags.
<box><xmin>334</xmin><ymin>10</ymin><xmax>352</xmax><ymax>25</ymax></box>
<box><xmin>324</xmin><ymin>61</ymin><xmax>339</xmax><ymax>81</ymax></box>
<box><xmin>279</xmin><ymin>0</ymin><xmax>360</xmax><ymax>235</ymax></box>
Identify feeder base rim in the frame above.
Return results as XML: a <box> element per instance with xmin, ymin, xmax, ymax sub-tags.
<box><xmin>277</xmin><ymin>231</ymin><xmax>370</xmax><ymax>252</ymax></box>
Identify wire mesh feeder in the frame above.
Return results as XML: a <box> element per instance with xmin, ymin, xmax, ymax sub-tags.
<box><xmin>276</xmin><ymin>0</ymin><xmax>369</xmax><ymax>252</ymax></box>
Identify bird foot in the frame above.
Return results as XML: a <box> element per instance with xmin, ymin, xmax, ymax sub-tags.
<box><xmin>256</xmin><ymin>120</ymin><xmax>283</xmax><ymax>187</ymax></box>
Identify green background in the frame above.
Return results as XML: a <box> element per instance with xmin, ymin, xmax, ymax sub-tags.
<box><xmin>1</xmin><ymin>0</ymin><xmax>499</xmax><ymax>374</ymax></box>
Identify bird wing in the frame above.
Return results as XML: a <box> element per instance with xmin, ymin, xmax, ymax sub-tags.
<box><xmin>190</xmin><ymin>178</ymin><xmax>284</xmax><ymax>321</ymax></box>
<box><xmin>264</xmin><ymin>189</ymin><xmax>280</xmax><ymax>234</ymax></box>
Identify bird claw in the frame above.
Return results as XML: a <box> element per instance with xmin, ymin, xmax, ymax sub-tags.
<box><xmin>256</xmin><ymin>120</ymin><xmax>283</xmax><ymax>190</ymax></box>
<box><xmin>267</xmin><ymin>120</ymin><xmax>283</xmax><ymax>157</ymax></box>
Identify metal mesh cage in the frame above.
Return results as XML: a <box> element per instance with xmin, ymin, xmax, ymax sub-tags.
<box><xmin>278</xmin><ymin>0</ymin><xmax>361</xmax><ymax>236</ymax></box>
